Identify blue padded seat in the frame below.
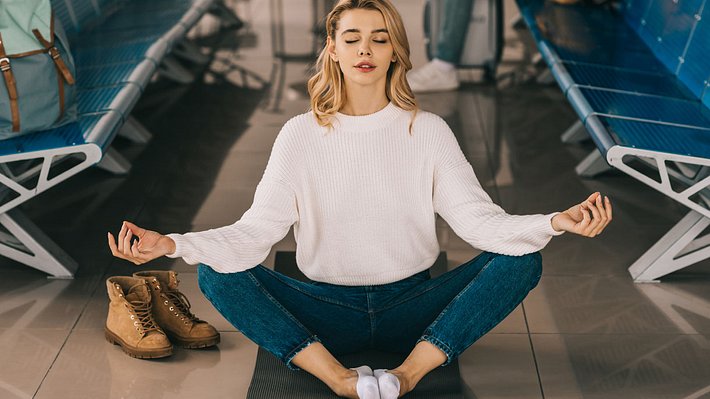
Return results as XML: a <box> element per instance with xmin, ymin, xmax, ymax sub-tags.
<box><xmin>72</xmin><ymin>40</ymin><xmax>169</xmax><ymax>66</ymax></box>
<box><xmin>0</xmin><ymin>111</ymin><xmax>122</xmax><ymax>157</ymax></box>
<box><xmin>554</xmin><ymin>62</ymin><xmax>694</xmax><ymax>99</ymax></box>
<box><xmin>75</xmin><ymin>60</ymin><xmax>156</xmax><ymax>91</ymax></box>
<box><xmin>594</xmin><ymin>116</ymin><xmax>710</xmax><ymax>159</ymax></box>
<box><xmin>570</xmin><ymin>87</ymin><xmax>710</xmax><ymax>129</ymax></box>
<box><xmin>77</xmin><ymin>84</ymin><xmax>142</xmax><ymax>118</ymax></box>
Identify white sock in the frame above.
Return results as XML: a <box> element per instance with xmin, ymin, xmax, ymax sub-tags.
<box><xmin>351</xmin><ymin>365</ymin><xmax>379</xmax><ymax>399</ymax></box>
<box><xmin>374</xmin><ymin>369</ymin><xmax>401</xmax><ymax>399</ymax></box>
<box><xmin>431</xmin><ymin>58</ymin><xmax>456</xmax><ymax>73</ymax></box>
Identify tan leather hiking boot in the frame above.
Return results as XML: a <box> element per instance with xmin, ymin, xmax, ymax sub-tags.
<box><xmin>133</xmin><ymin>270</ymin><xmax>220</xmax><ymax>349</ymax></box>
<box><xmin>105</xmin><ymin>276</ymin><xmax>173</xmax><ymax>359</ymax></box>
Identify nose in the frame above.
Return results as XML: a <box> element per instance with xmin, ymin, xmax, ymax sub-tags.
<box><xmin>358</xmin><ymin>45</ymin><xmax>371</xmax><ymax>57</ymax></box>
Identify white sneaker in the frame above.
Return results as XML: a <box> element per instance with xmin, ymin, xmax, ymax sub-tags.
<box><xmin>407</xmin><ymin>60</ymin><xmax>459</xmax><ymax>93</ymax></box>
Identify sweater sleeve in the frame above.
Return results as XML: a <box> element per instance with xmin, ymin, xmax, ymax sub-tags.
<box><xmin>432</xmin><ymin>117</ymin><xmax>564</xmax><ymax>256</ymax></box>
<box><xmin>164</xmin><ymin>121</ymin><xmax>300</xmax><ymax>273</ymax></box>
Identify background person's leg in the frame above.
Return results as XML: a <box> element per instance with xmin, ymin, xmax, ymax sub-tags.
<box><xmin>436</xmin><ymin>0</ymin><xmax>474</xmax><ymax>64</ymax></box>
<box><xmin>372</xmin><ymin>252</ymin><xmax>543</xmax><ymax>393</ymax></box>
<box><xmin>408</xmin><ymin>0</ymin><xmax>473</xmax><ymax>92</ymax></box>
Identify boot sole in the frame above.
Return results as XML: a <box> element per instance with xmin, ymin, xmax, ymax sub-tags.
<box><xmin>166</xmin><ymin>332</ymin><xmax>221</xmax><ymax>349</ymax></box>
<box><xmin>104</xmin><ymin>328</ymin><xmax>173</xmax><ymax>359</ymax></box>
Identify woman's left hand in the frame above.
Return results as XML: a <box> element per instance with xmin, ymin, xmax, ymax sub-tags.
<box><xmin>551</xmin><ymin>192</ymin><xmax>612</xmax><ymax>237</ymax></box>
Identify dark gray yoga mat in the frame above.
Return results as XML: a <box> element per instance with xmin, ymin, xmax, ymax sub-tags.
<box><xmin>246</xmin><ymin>251</ymin><xmax>463</xmax><ymax>398</ymax></box>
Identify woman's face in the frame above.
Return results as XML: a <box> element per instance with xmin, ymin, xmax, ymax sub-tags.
<box><xmin>328</xmin><ymin>9</ymin><xmax>396</xmax><ymax>88</ymax></box>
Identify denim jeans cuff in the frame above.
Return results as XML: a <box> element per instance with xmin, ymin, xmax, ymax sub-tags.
<box><xmin>417</xmin><ymin>334</ymin><xmax>454</xmax><ymax>367</ymax></box>
<box><xmin>284</xmin><ymin>335</ymin><xmax>322</xmax><ymax>371</ymax></box>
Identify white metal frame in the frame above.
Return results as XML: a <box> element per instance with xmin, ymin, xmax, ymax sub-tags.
<box><xmin>0</xmin><ymin>144</ymin><xmax>102</xmax><ymax>278</ymax></box>
<box><xmin>606</xmin><ymin>145</ymin><xmax>710</xmax><ymax>282</ymax></box>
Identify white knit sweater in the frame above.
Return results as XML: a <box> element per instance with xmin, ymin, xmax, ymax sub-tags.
<box><xmin>167</xmin><ymin>101</ymin><xmax>565</xmax><ymax>285</ymax></box>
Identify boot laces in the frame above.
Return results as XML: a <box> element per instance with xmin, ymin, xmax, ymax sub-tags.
<box><xmin>128</xmin><ymin>299</ymin><xmax>162</xmax><ymax>334</ymax></box>
<box><xmin>164</xmin><ymin>291</ymin><xmax>200</xmax><ymax>322</ymax></box>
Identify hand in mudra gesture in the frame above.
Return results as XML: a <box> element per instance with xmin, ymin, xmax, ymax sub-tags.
<box><xmin>551</xmin><ymin>192</ymin><xmax>612</xmax><ymax>237</ymax></box>
<box><xmin>108</xmin><ymin>221</ymin><xmax>176</xmax><ymax>265</ymax></box>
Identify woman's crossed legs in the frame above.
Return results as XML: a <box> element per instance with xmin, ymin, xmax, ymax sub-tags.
<box><xmin>197</xmin><ymin>251</ymin><xmax>542</xmax><ymax>397</ymax></box>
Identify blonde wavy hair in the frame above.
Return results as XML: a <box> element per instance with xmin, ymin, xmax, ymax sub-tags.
<box><xmin>307</xmin><ymin>0</ymin><xmax>419</xmax><ymax>134</ymax></box>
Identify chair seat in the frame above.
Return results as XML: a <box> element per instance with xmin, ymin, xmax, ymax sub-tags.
<box><xmin>575</xmin><ymin>87</ymin><xmax>710</xmax><ymax>129</ymax></box>
<box><xmin>557</xmin><ymin>62</ymin><xmax>693</xmax><ymax>99</ymax></box>
<box><xmin>73</xmin><ymin>40</ymin><xmax>169</xmax><ymax>66</ymax></box>
<box><xmin>598</xmin><ymin>116</ymin><xmax>710</xmax><ymax>159</ymax></box>
<box><xmin>76</xmin><ymin>60</ymin><xmax>156</xmax><ymax>91</ymax></box>
<box><xmin>77</xmin><ymin>84</ymin><xmax>142</xmax><ymax>118</ymax></box>
<box><xmin>0</xmin><ymin>112</ymin><xmax>122</xmax><ymax>156</ymax></box>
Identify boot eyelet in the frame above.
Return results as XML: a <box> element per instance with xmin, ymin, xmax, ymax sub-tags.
<box><xmin>164</xmin><ymin>300</ymin><xmax>169</xmax><ymax>305</ymax></box>
<box><xmin>130</xmin><ymin>315</ymin><xmax>135</xmax><ymax>320</ymax></box>
<box><xmin>169</xmin><ymin>306</ymin><xmax>174</xmax><ymax>311</ymax></box>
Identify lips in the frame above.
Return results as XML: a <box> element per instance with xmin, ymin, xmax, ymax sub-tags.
<box><xmin>354</xmin><ymin>62</ymin><xmax>376</xmax><ymax>73</ymax></box>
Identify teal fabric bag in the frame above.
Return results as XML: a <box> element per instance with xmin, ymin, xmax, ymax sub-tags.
<box><xmin>0</xmin><ymin>0</ymin><xmax>77</xmax><ymax>138</ymax></box>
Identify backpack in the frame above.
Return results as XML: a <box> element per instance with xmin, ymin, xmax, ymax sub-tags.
<box><xmin>0</xmin><ymin>0</ymin><xmax>76</xmax><ymax>138</ymax></box>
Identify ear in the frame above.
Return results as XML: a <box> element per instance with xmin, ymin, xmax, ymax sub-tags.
<box><xmin>327</xmin><ymin>36</ymin><xmax>337</xmax><ymax>62</ymax></box>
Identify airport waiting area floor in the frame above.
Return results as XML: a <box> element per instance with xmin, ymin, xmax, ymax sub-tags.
<box><xmin>2</xmin><ymin>0</ymin><xmax>710</xmax><ymax>398</ymax></box>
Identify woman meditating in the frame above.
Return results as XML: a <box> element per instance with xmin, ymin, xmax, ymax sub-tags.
<box><xmin>108</xmin><ymin>0</ymin><xmax>612</xmax><ymax>397</ymax></box>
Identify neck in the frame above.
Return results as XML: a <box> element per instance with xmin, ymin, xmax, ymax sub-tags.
<box><xmin>340</xmin><ymin>81</ymin><xmax>389</xmax><ymax>116</ymax></box>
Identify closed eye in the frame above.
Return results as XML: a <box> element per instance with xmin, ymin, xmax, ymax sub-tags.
<box><xmin>345</xmin><ymin>40</ymin><xmax>388</xmax><ymax>44</ymax></box>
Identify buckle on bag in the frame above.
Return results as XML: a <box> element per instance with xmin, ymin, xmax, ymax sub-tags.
<box><xmin>0</xmin><ymin>58</ymin><xmax>10</xmax><ymax>72</ymax></box>
<box><xmin>48</xmin><ymin>47</ymin><xmax>60</xmax><ymax>59</ymax></box>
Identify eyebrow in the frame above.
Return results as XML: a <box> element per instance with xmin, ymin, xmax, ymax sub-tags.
<box><xmin>341</xmin><ymin>28</ymin><xmax>389</xmax><ymax>35</ymax></box>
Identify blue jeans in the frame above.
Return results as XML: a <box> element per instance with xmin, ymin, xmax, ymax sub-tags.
<box><xmin>437</xmin><ymin>0</ymin><xmax>474</xmax><ymax>64</ymax></box>
<box><xmin>198</xmin><ymin>251</ymin><xmax>542</xmax><ymax>371</ymax></box>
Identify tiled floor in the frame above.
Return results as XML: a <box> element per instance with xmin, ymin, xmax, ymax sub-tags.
<box><xmin>2</xmin><ymin>0</ymin><xmax>710</xmax><ymax>398</ymax></box>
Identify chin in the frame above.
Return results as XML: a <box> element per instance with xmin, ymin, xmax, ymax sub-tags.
<box><xmin>347</xmin><ymin>74</ymin><xmax>385</xmax><ymax>86</ymax></box>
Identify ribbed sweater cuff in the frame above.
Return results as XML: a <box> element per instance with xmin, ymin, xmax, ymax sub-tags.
<box><xmin>165</xmin><ymin>233</ymin><xmax>187</xmax><ymax>259</ymax></box>
<box><xmin>544</xmin><ymin>212</ymin><xmax>566</xmax><ymax>236</ymax></box>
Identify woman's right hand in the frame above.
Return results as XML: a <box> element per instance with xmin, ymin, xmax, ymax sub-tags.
<box><xmin>108</xmin><ymin>221</ymin><xmax>176</xmax><ymax>265</ymax></box>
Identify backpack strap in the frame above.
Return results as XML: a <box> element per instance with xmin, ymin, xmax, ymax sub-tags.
<box><xmin>32</xmin><ymin>12</ymin><xmax>75</xmax><ymax>123</ymax></box>
<box><xmin>0</xmin><ymin>34</ymin><xmax>20</xmax><ymax>132</ymax></box>
<box><xmin>32</xmin><ymin>12</ymin><xmax>75</xmax><ymax>85</ymax></box>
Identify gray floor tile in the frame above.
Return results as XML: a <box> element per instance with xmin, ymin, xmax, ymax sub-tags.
<box><xmin>525</xmin><ymin>275</ymin><xmax>710</xmax><ymax>334</ymax></box>
<box><xmin>458</xmin><ymin>334</ymin><xmax>543</xmax><ymax>399</ymax></box>
<box><xmin>35</xmin><ymin>330</ymin><xmax>258</xmax><ymax>399</ymax></box>
<box><xmin>0</xmin><ymin>328</ymin><xmax>68</xmax><ymax>399</ymax></box>
<box><xmin>533</xmin><ymin>333</ymin><xmax>710</xmax><ymax>399</ymax></box>
<box><xmin>0</xmin><ymin>270</ymin><xmax>102</xmax><ymax>329</ymax></box>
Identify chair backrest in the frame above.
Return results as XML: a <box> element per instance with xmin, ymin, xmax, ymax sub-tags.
<box><xmin>675</xmin><ymin>2</ymin><xmax>710</xmax><ymax>102</ymax></box>
<box><xmin>623</xmin><ymin>0</ymin><xmax>653</xmax><ymax>29</ymax></box>
<box><xmin>50</xmin><ymin>0</ymin><xmax>78</xmax><ymax>39</ymax></box>
<box><xmin>636</xmin><ymin>0</ymin><xmax>705</xmax><ymax>73</ymax></box>
<box><xmin>622</xmin><ymin>0</ymin><xmax>709</xmax><ymax>104</ymax></box>
<box><xmin>66</xmin><ymin>0</ymin><xmax>100</xmax><ymax>32</ymax></box>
